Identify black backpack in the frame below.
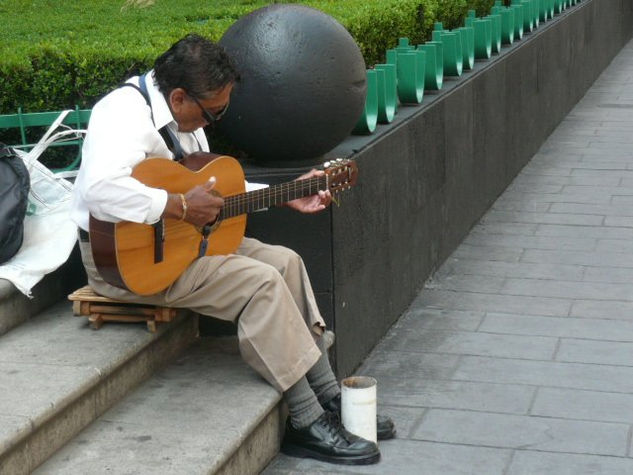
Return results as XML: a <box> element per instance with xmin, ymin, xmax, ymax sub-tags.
<box><xmin>0</xmin><ymin>143</ymin><xmax>30</xmax><ymax>264</ymax></box>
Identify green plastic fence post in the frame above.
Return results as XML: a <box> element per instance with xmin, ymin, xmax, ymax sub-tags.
<box><xmin>386</xmin><ymin>48</ymin><xmax>398</xmax><ymax>67</ymax></box>
<box><xmin>415</xmin><ymin>49</ymin><xmax>426</xmax><ymax>101</ymax></box>
<box><xmin>418</xmin><ymin>42</ymin><xmax>443</xmax><ymax>90</ymax></box>
<box><xmin>511</xmin><ymin>3</ymin><xmax>524</xmax><ymax>40</ymax></box>
<box><xmin>533</xmin><ymin>0</ymin><xmax>540</xmax><ymax>27</ymax></box>
<box><xmin>539</xmin><ymin>0</ymin><xmax>547</xmax><ymax>21</ymax></box>
<box><xmin>457</xmin><ymin>26</ymin><xmax>475</xmax><ymax>70</ymax></box>
<box><xmin>519</xmin><ymin>0</ymin><xmax>534</xmax><ymax>32</ymax></box>
<box><xmin>433</xmin><ymin>29</ymin><xmax>463</xmax><ymax>77</ymax></box>
<box><xmin>395</xmin><ymin>37</ymin><xmax>425</xmax><ymax>103</ymax></box>
<box><xmin>472</xmin><ymin>18</ymin><xmax>492</xmax><ymax>59</ymax></box>
<box><xmin>395</xmin><ymin>51</ymin><xmax>423</xmax><ymax>104</ymax></box>
<box><xmin>486</xmin><ymin>13</ymin><xmax>502</xmax><ymax>54</ymax></box>
<box><xmin>374</xmin><ymin>64</ymin><xmax>397</xmax><ymax>122</ymax></box>
<box><xmin>352</xmin><ymin>69</ymin><xmax>378</xmax><ymax>134</ymax></box>
<box><xmin>398</xmin><ymin>37</ymin><xmax>411</xmax><ymax>49</ymax></box>
<box><xmin>554</xmin><ymin>0</ymin><xmax>562</xmax><ymax>14</ymax></box>
<box><xmin>495</xmin><ymin>6</ymin><xmax>515</xmax><ymax>45</ymax></box>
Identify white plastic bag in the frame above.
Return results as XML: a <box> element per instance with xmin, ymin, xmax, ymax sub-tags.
<box><xmin>0</xmin><ymin>111</ymin><xmax>86</xmax><ymax>296</ymax></box>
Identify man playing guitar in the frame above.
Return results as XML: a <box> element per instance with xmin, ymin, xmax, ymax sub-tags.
<box><xmin>70</xmin><ymin>33</ymin><xmax>394</xmax><ymax>465</ymax></box>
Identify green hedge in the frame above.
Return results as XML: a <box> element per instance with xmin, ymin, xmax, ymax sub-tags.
<box><xmin>0</xmin><ymin>0</ymin><xmax>494</xmax><ymax>114</ymax></box>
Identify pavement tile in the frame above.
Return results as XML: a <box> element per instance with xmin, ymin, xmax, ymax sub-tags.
<box><xmin>434</xmin><ymin>258</ymin><xmax>585</xmax><ymax>281</ymax></box>
<box><xmin>499</xmin><ymin>191</ymin><xmax>613</xmax><ymax>205</ymax></box>
<box><xmin>521</xmin><ymin>248</ymin><xmax>633</xmax><ymax>269</ymax></box>
<box><xmin>596</xmin><ymin>237</ymin><xmax>633</xmax><ymax>253</ymax></box>
<box><xmin>549</xmin><ymin>201</ymin><xmax>633</xmax><ymax>216</ymax></box>
<box><xmin>506</xmin><ymin>183</ymin><xmax>565</xmax><ymax>194</ymax></box>
<box><xmin>512</xmin><ymin>174</ymin><xmax>620</xmax><ymax>186</ymax></box>
<box><xmin>481</xmin><ymin>210</ymin><xmax>604</xmax><ymax>226</ymax></box>
<box><xmin>426</xmin><ymin>274</ymin><xmax>506</xmax><ymax>293</ymax></box>
<box><xmin>462</xmin><ymin>234</ymin><xmax>597</xmax><ymax>251</ymax></box>
<box><xmin>536</xmin><ymin>223</ymin><xmax>633</xmax><ymax>239</ymax></box>
<box><xmin>377</xmin><ymin>329</ymin><xmax>557</xmax><ymax>360</ymax></box>
<box><xmin>357</xmin><ymin>350</ymin><xmax>461</xmax><ymax>381</ymax></box>
<box><xmin>584</xmin><ymin>265</ymin><xmax>633</xmax><ymax>283</ymax></box>
<box><xmin>263</xmin><ymin>440</ymin><xmax>512</xmax><ymax>475</ymax></box>
<box><xmin>417</xmin><ymin>289</ymin><xmax>572</xmax><ymax>317</ymax></box>
<box><xmin>556</xmin><ymin>338</ymin><xmax>633</xmax><ymax>366</ymax></box>
<box><xmin>507</xmin><ymin>450</ymin><xmax>633</xmax><ymax>475</ymax></box>
<box><xmin>454</xmin><ymin>356</ymin><xmax>633</xmax><ymax>393</ymax></box>
<box><xmin>532</xmin><ymin>387</ymin><xmax>633</xmax><ymax>423</ymax></box>
<box><xmin>491</xmin><ymin>200</ymin><xmax>552</xmax><ymax>213</ymax></box>
<box><xmin>604</xmin><ymin>215</ymin><xmax>633</xmax><ymax>227</ymax></box>
<box><xmin>571</xmin><ymin>299</ymin><xmax>633</xmax><ymax>320</ymax></box>
<box><xmin>366</xmin><ymin>378</ymin><xmax>535</xmax><ymax>415</ymax></box>
<box><xmin>481</xmin><ymin>312</ymin><xmax>633</xmax><ymax>341</ymax></box>
<box><xmin>450</xmin><ymin>244</ymin><xmax>523</xmax><ymax>263</ymax></box>
<box><xmin>412</xmin><ymin>409</ymin><xmax>629</xmax><ymax>456</ymax></box>
<box><xmin>500</xmin><ymin>277</ymin><xmax>633</xmax><ymax>301</ymax></box>
<box><xmin>386</xmin><ymin>307</ymin><xmax>485</xmax><ymax>332</ymax></box>
<box><xmin>470</xmin><ymin>222</ymin><xmax>539</xmax><ymax>235</ymax></box>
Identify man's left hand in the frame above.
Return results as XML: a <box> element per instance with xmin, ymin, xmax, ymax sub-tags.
<box><xmin>285</xmin><ymin>169</ymin><xmax>332</xmax><ymax>214</ymax></box>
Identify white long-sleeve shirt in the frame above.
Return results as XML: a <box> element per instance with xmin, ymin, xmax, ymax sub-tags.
<box><xmin>70</xmin><ymin>71</ymin><xmax>263</xmax><ymax>231</ymax></box>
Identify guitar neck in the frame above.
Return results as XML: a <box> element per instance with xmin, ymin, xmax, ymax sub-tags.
<box><xmin>219</xmin><ymin>176</ymin><xmax>327</xmax><ymax>219</ymax></box>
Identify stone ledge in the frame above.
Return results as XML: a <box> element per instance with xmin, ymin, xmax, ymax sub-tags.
<box><xmin>0</xmin><ymin>244</ymin><xmax>86</xmax><ymax>336</ymax></box>
<box><xmin>35</xmin><ymin>337</ymin><xmax>282</xmax><ymax>475</ymax></box>
<box><xmin>0</xmin><ymin>300</ymin><xmax>197</xmax><ymax>474</ymax></box>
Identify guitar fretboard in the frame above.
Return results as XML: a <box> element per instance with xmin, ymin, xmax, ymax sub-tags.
<box><xmin>219</xmin><ymin>176</ymin><xmax>328</xmax><ymax>219</ymax></box>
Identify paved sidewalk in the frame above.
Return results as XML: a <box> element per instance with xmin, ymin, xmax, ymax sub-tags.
<box><xmin>264</xmin><ymin>38</ymin><xmax>633</xmax><ymax>474</ymax></box>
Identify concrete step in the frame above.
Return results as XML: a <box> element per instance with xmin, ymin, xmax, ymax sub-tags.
<box><xmin>34</xmin><ymin>337</ymin><xmax>283</xmax><ymax>475</ymax></box>
<box><xmin>0</xmin><ymin>245</ymin><xmax>86</xmax><ymax>336</ymax></box>
<box><xmin>0</xmin><ymin>299</ymin><xmax>197</xmax><ymax>474</ymax></box>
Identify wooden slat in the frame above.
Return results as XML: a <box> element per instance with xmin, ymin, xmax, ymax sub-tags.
<box><xmin>68</xmin><ymin>285</ymin><xmax>177</xmax><ymax>332</ymax></box>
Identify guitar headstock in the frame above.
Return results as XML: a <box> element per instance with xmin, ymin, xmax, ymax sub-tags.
<box><xmin>323</xmin><ymin>159</ymin><xmax>358</xmax><ymax>194</ymax></box>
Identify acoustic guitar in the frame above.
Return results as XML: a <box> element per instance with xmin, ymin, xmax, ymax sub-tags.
<box><xmin>89</xmin><ymin>153</ymin><xmax>358</xmax><ymax>295</ymax></box>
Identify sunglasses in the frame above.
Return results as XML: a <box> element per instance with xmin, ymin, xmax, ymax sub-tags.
<box><xmin>189</xmin><ymin>94</ymin><xmax>230</xmax><ymax>122</ymax></box>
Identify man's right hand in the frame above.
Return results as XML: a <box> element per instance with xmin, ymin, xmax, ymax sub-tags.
<box><xmin>163</xmin><ymin>177</ymin><xmax>224</xmax><ymax>227</ymax></box>
<box><xmin>183</xmin><ymin>178</ymin><xmax>224</xmax><ymax>227</ymax></box>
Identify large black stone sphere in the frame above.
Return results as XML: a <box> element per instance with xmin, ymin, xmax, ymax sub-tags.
<box><xmin>218</xmin><ymin>4</ymin><xmax>367</xmax><ymax>164</ymax></box>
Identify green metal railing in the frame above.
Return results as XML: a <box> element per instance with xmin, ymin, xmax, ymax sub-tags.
<box><xmin>0</xmin><ymin>106</ymin><xmax>91</xmax><ymax>172</ymax></box>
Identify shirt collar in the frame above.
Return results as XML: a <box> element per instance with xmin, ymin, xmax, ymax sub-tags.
<box><xmin>145</xmin><ymin>69</ymin><xmax>178</xmax><ymax>131</ymax></box>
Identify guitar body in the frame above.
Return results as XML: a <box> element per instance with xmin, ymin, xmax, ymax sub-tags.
<box><xmin>90</xmin><ymin>155</ymin><xmax>246</xmax><ymax>296</ymax></box>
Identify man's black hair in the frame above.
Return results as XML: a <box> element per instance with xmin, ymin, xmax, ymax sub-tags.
<box><xmin>153</xmin><ymin>33</ymin><xmax>239</xmax><ymax>99</ymax></box>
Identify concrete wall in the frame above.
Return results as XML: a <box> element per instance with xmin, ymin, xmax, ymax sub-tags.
<box><xmin>231</xmin><ymin>0</ymin><xmax>633</xmax><ymax>376</ymax></box>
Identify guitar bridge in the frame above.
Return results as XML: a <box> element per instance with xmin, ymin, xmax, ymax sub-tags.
<box><xmin>153</xmin><ymin>220</ymin><xmax>165</xmax><ymax>264</ymax></box>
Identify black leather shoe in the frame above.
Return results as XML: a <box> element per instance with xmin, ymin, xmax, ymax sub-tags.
<box><xmin>323</xmin><ymin>394</ymin><xmax>396</xmax><ymax>440</ymax></box>
<box><xmin>281</xmin><ymin>411</ymin><xmax>380</xmax><ymax>465</ymax></box>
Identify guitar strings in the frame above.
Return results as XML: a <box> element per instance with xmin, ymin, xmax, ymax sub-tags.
<box><xmin>221</xmin><ymin>176</ymin><xmax>329</xmax><ymax>218</ymax></box>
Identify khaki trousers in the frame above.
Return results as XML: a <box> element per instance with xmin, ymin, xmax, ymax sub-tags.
<box><xmin>79</xmin><ymin>237</ymin><xmax>324</xmax><ymax>392</ymax></box>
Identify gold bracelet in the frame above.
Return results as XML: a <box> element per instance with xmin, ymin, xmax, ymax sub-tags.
<box><xmin>179</xmin><ymin>193</ymin><xmax>187</xmax><ymax>221</ymax></box>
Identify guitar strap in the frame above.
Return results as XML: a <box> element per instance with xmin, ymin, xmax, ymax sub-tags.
<box><xmin>119</xmin><ymin>73</ymin><xmax>186</xmax><ymax>161</ymax></box>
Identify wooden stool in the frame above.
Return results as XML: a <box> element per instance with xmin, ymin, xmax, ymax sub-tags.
<box><xmin>68</xmin><ymin>285</ymin><xmax>177</xmax><ymax>332</ymax></box>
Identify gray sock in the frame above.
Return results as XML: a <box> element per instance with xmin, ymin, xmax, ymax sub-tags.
<box><xmin>283</xmin><ymin>375</ymin><xmax>324</xmax><ymax>429</ymax></box>
<box><xmin>306</xmin><ymin>335</ymin><xmax>341</xmax><ymax>405</ymax></box>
